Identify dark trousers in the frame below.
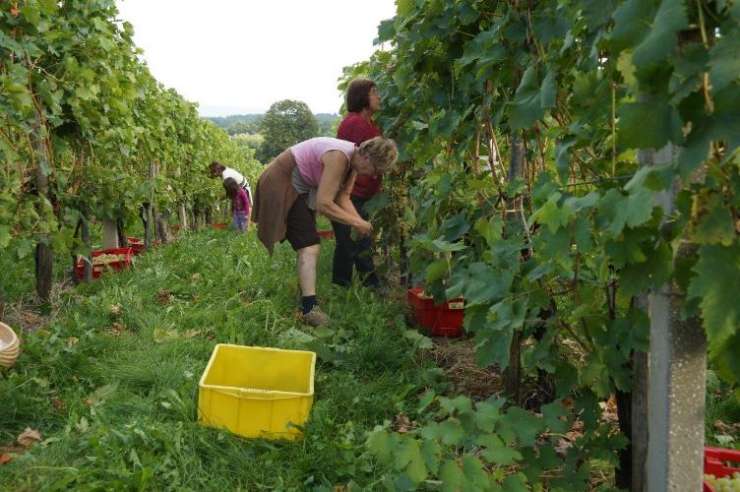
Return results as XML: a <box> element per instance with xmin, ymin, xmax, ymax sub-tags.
<box><xmin>331</xmin><ymin>196</ymin><xmax>379</xmax><ymax>287</ymax></box>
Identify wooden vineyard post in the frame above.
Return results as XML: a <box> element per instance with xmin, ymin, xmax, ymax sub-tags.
<box><xmin>502</xmin><ymin>134</ymin><xmax>526</xmax><ymax>402</ymax></box>
<box><xmin>644</xmin><ymin>143</ymin><xmax>706</xmax><ymax>492</ymax></box>
<box><xmin>154</xmin><ymin>162</ymin><xmax>170</xmax><ymax>244</ymax></box>
<box><xmin>144</xmin><ymin>161</ymin><xmax>157</xmax><ymax>249</ymax></box>
<box><xmin>32</xmin><ymin>109</ymin><xmax>53</xmax><ymax>303</ymax></box>
<box><xmin>80</xmin><ymin>214</ymin><xmax>93</xmax><ymax>282</ymax></box>
<box><xmin>176</xmin><ymin>164</ymin><xmax>188</xmax><ymax>231</ymax></box>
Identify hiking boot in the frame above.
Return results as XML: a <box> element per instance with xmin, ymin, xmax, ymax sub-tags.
<box><xmin>301</xmin><ymin>305</ymin><xmax>330</xmax><ymax>327</ymax></box>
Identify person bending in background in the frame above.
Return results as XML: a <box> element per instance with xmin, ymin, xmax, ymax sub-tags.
<box><xmin>332</xmin><ymin>78</ymin><xmax>383</xmax><ymax>290</ymax></box>
<box><xmin>224</xmin><ymin>177</ymin><xmax>250</xmax><ymax>232</ymax></box>
<box><xmin>251</xmin><ymin>136</ymin><xmax>397</xmax><ymax>327</ymax></box>
<box><xmin>209</xmin><ymin>161</ymin><xmax>253</xmax><ymax>205</ymax></box>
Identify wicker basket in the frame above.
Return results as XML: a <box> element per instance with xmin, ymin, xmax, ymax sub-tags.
<box><xmin>0</xmin><ymin>322</ymin><xmax>20</xmax><ymax>368</ymax></box>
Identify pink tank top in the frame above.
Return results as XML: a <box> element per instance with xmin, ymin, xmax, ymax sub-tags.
<box><xmin>290</xmin><ymin>137</ymin><xmax>356</xmax><ymax>188</ymax></box>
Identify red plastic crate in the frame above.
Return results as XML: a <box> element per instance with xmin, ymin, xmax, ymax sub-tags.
<box><xmin>407</xmin><ymin>288</ymin><xmax>437</xmax><ymax>328</ymax></box>
<box><xmin>407</xmin><ymin>288</ymin><xmax>464</xmax><ymax>337</ymax></box>
<box><xmin>704</xmin><ymin>446</ymin><xmax>740</xmax><ymax>491</ymax></box>
<box><xmin>75</xmin><ymin>247</ymin><xmax>134</xmax><ymax>280</ymax></box>
<box><xmin>126</xmin><ymin>237</ymin><xmax>145</xmax><ymax>255</ymax></box>
<box><xmin>317</xmin><ymin>230</ymin><xmax>335</xmax><ymax>239</ymax></box>
<box><xmin>430</xmin><ymin>298</ymin><xmax>465</xmax><ymax>337</ymax></box>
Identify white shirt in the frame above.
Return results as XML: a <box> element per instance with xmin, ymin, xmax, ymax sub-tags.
<box><xmin>222</xmin><ymin>167</ymin><xmax>252</xmax><ymax>202</ymax></box>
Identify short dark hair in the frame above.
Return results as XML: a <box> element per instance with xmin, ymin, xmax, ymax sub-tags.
<box><xmin>209</xmin><ymin>161</ymin><xmax>225</xmax><ymax>175</ymax></box>
<box><xmin>346</xmin><ymin>78</ymin><xmax>376</xmax><ymax>113</ymax></box>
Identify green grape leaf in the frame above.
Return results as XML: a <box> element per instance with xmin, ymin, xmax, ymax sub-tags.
<box><xmin>510</xmin><ymin>67</ymin><xmax>545</xmax><ymax>130</ymax></box>
<box><xmin>367</xmin><ymin>429</ymin><xmax>392</xmax><ymax>463</ymax></box>
<box><xmin>618</xmin><ymin>101</ymin><xmax>682</xmax><ymax>150</ymax></box>
<box><xmin>693</xmin><ymin>194</ymin><xmax>735</xmax><ymax>246</ymax></box>
<box><xmin>462</xmin><ymin>455</ymin><xmax>490</xmax><ymax>488</ymax></box>
<box><xmin>396</xmin><ymin>0</ymin><xmax>415</xmax><ymax>17</ymax></box>
<box><xmin>610</xmin><ymin>0</ymin><xmax>655</xmax><ymax>51</ymax></box>
<box><xmin>440</xmin><ymin>395</ymin><xmax>473</xmax><ymax>416</ymax></box>
<box><xmin>439</xmin><ymin>460</ymin><xmax>465</xmax><ymax>492</ymax></box>
<box><xmin>599</xmin><ymin>187</ymin><xmax>655</xmax><ymax>237</ymax></box>
<box><xmin>711</xmin><ymin>331</ymin><xmax>740</xmax><ymax>384</ymax></box>
<box><xmin>474</xmin><ymin>398</ymin><xmax>505</xmax><ymax>432</ymax></box>
<box><xmin>532</xmin><ymin>192</ymin><xmax>574</xmax><ymax>233</ymax></box>
<box><xmin>632</xmin><ymin>0</ymin><xmax>688</xmax><ymax>68</ymax></box>
<box><xmin>477</xmin><ymin>434</ymin><xmax>522</xmax><ymax>465</ymax></box>
<box><xmin>395</xmin><ymin>439</ymin><xmax>427</xmax><ymax>484</ymax></box>
<box><xmin>431</xmin><ymin>238</ymin><xmax>467</xmax><ymax>252</ymax></box>
<box><xmin>421</xmin><ymin>438</ymin><xmax>441</xmax><ymax>475</ymax></box>
<box><xmin>687</xmin><ymin>243</ymin><xmax>740</xmax><ymax>356</ymax></box>
<box><xmin>540</xmin><ymin>69</ymin><xmax>557</xmax><ymax>109</ymax></box>
<box><xmin>708</xmin><ymin>29</ymin><xmax>740</xmax><ymax>91</ymax></box>
<box><xmin>542</xmin><ymin>401</ymin><xmax>569</xmax><ymax>434</ymax></box>
<box><xmin>438</xmin><ymin>419</ymin><xmax>465</xmax><ymax>446</ymax></box>
<box><xmin>425</xmin><ymin>259</ymin><xmax>448</xmax><ymax>283</ymax></box>
<box><xmin>502</xmin><ymin>473</ymin><xmax>529</xmax><ymax>492</ymax></box>
<box><xmin>499</xmin><ymin>407</ymin><xmax>544</xmax><ymax>447</ymax></box>
<box><xmin>475</xmin><ymin>326</ymin><xmax>513</xmax><ymax>369</ymax></box>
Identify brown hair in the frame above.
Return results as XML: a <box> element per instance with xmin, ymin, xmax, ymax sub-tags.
<box><xmin>346</xmin><ymin>78</ymin><xmax>376</xmax><ymax>113</ymax></box>
<box><xmin>358</xmin><ymin>137</ymin><xmax>398</xmax><ymax>174</ymax></box>
<box><xmin>209</xmin><ymin>161</ymin><xmax>225</xmax><ymax>176</ymax></box>
<box><xmin>223</xmin><ymin>177</ymin><xmax>239</xmax><ymax>199</ymax></box>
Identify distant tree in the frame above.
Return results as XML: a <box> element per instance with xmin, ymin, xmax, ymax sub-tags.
<box><xmin>232</xmin><ymin>133</ymin><xmax>264</xmax><ymax>153</ymax></box>
<box><xmin>227</xmin><ymin>121</ymin><xmax>259</xmax><ymax>136</ymax></box>
<box><xmin>315</xmin><ymin>113</ymin><xmax>340</xmax><ymax>136</ymax></box>
<box><xmin>257</xmin><ymin>100</ymin><xmax>319</xmax><ymax>162</ymax></box>
<box><xmin>206</xmin><ymin>114</ymin><xmax>263</xmax><ymax>135</ymax></box>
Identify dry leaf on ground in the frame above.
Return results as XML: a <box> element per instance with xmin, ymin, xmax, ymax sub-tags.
<box><xmin>109</xmin><ymin>304</ymin><xmax>123</xmax><ymax>318</ymax></box>
<box><xmin>156</xmin><ymin>289</ymin><xmax>175</xmax><ymax>305</ymax></box>
<box><xmin>110</xmin><ymin>322</ymin><xmax>126</xmax><ymax>336</ymax></box>
<box><xmin>17</xmin><ymin>428</ymin><xmax>42</xmax><ymax>448</ymax></box>
<box><xmin>393</xmin><ymin>413</ymin><xmax>415</xmax><ymax>434</ymax></box>
<box><xmin>51</xmin><ymin>397</ymin><xmax>65</xmax><ymax>411</ymax></box>
<box><xmin>0</xmin><ymin>453</ymin><xmax>13</xmax><ymax>465</ymax></box>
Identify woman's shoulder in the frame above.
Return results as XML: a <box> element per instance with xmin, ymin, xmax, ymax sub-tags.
<box><xmin>337</xmin><ymin>113</ymin><xmax>380</xmax><ymax>141</ymax></box>
<box><xmin>338</xmin><ymin>112</ymin><xmax>371</xmax><ymax>128</ymax></box>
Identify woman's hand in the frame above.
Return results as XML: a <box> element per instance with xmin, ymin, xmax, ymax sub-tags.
<box><xmin>353</xmin><ymin>219</ymin><xmax>373</xmax><ymax>236</ymax></box>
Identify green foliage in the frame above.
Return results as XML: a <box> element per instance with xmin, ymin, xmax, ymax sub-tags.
<box><xmin>343</xmin><ymin>0</ymin><xmax>739</xmax><ymax>487</ymax></box>
<box><xmin>256</xmin><ymin>100</ymin><xmax>320</xmax><ymax>162</ymax></box>
<box><xmin>0</xmin><ymin>231</ymin><xmax>438</xmax><ymax>490</ymax></box>
<box><xmin>209</xmin><ymin>113</ymin><xmax>338</xmax><ymax>138</ymax></box>
<box><xmin>0</xmin><ymin>0</ymin><xmax>261</xmax><ymax>276</ymax></box>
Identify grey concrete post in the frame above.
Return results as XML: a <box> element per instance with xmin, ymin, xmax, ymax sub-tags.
<box><xmin>646</xmin><ymin>143</ymin><xmax>706</xmax><ymax>492</ymax></box>
<box><xmin>102</xmin><ymin>219</ymin><xmax>119</xmax><ymax>249</ymax></box>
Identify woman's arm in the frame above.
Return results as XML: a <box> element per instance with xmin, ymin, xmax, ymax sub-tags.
<box><xmin>316</xmin><ymin>152</ymin><xmax>370</xmax><ymax>232</ymax></box>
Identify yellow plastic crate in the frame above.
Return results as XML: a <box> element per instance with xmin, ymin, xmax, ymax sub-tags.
<box><xmin>198</xmin><ymin>344</ymin><xmax>316</xmax><ymax>440</ymax></box>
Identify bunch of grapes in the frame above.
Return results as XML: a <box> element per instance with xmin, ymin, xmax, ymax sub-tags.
<box><xmin>705</xmin><ymin>473</ymin><xmax>740</xmax><ymax>492</ymax></box>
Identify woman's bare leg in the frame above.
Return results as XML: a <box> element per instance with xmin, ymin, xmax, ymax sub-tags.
<box><xmin>297</xmin><ymin>244</ymin><xmax>320</xmax><ymax>296</ymax></box>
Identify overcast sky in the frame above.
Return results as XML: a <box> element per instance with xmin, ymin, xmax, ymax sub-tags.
<box><xmin>115</xmin><ymin>0</ymin><xmax>396</xmax><ymax>117</ymax></box>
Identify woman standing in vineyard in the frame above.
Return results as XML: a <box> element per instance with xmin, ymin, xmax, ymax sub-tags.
<box><xmin>332</xmin><ymin>78</ymin><xmax>383</xmax><ymax>290</ymax></box>
<box><xmin>209</xmin><ymin>161</ymin><xmax>253</xmax><ymax>204</ymax></box>
<box><xmin>223</xmin><ymin>178</ymin><xmax>250</xmax><ymax>232</ymax></box>
<box><xmin>251</xmin><ymin>136</ymin><xmax>397</xmax><ymax>327</ymax></box>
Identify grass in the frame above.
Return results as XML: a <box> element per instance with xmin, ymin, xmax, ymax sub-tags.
<box><xmin>2</xmin><ymin>227</ymin><xmax>737</xmax><ymax>491</ymax></box>
<box><xmin>0</xmin><ymin>229</ymin><xmax>440</xmax><ymax>491</ymax></box>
